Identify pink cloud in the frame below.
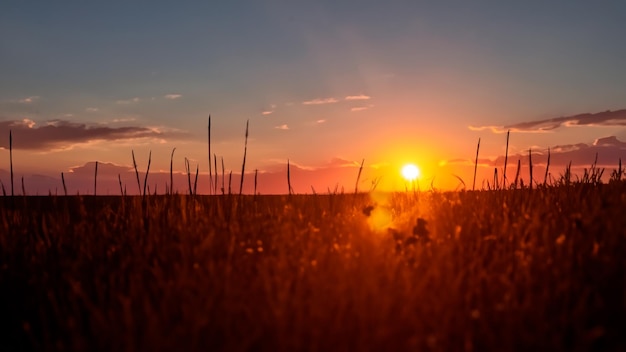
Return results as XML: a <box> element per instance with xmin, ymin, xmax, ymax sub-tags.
<box><xmin>302</xmin><ymin>98</ymin><xmax>339</xmax><ymax>105</ymax></box>
<box><xmin>345</xmin><ymin>95</ymin><xmax>371</xmax><ymax>101</ymax></box>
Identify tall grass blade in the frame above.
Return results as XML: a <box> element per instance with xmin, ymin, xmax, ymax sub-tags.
<box><xmin>185</xmin><ymin>158</ymin><xmax>193</xmax><ymax>195</ymax></box>
<box><xmin>193</xmin><ymin>164</ymin><xmax>199</xmax><ymax>195</ymax></box>
<box><xmin>287</xmin><ymin>159</ymin><xmax>292</xmax><ymax>196</ymax></box>
<box><xmin>214</xmin><ymin>154</ymin><xmax>218</xmax><ymax>195</ymax></box>
<box><xmin>354</xmin><ymin>159</ymin><xmax>364</xmax><ymax>195</ymax></box>
<box><xmin>228</xmin><ymin>171</ymin><xmax>232</xmax><ymax>195</ymax></box>
<box><xmin>544</xmin><ymin>147</ymin><xmax>551</xmax><ymax>186</ymax></box>
<box><xmin>208</xmin><ymin>115</ymin><xmax>213</xmax><ymax>195</ymax></box>
<box><xmin>94</xmin><ymin>161</ymin><xmax>98</xmax><ymax>196</ymax></box>
<box><xmin>221</xmin><ymin>157</ymin><xmax>225</xmax><ymax>195</ymax></box>
<box><xmin>118</xmin><ymin>174</ymin><xmax>123</xmax><ymax>196</ymax></box>
<box><xmin>170</xmin><ymin>148</ymin><xmax>176</xmax><ymax>195</ymax></box>
<box><xmin>239</xmin><ymin>120</ymin><xmax>249</xmax><ymax>196</ymax></box>
<box><xmin>503</xmin><ymin>130</ymin><xmax>509</xmax><ymax>187</ymax></box>
<box><xmin>61</xmin><ymin>172</ymin><xmax>67</xmax><ymax>196</ymax></box>
<box><xmin>493</xmin><ymin>168</ymin><xmax>498</xmax><ymax>190</ymax></box>
<box><xmin>143</xmin><ymin>151</ymin><xmax>152</xmax><ymax>197</ymax></box>
<box><xmin>473</xmin><ymin>138</ymin><xmax>480</xmax><ymax>191</ymax></box>
<box><xmin>10</xmin><ymin>130</ymin><xmax>14</xmax><ymax>197</ymax></box>
<box><xmin>528</xmin><ymin>148</ymin><xmax>533</xmax><ymax>190</ymax></box>
<box><xmin>132</xmin><ymin>150</ymin><xmax>141</xmax><ymax>195</ymax></box>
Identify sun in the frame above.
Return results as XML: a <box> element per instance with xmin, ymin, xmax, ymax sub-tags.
<box><xmin>401</xmin><ymin>164</ymin><xmax>420</xmax><ymax>181</ymax></box>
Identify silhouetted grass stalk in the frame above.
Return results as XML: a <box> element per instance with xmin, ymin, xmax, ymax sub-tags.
<box><xmin>544</xmin><ymin>147</ymin><xmax>551</xmax><ymax>186</ymax></box>
<box><xmin>10</xmin><ymin>130</ymin><xmax>14</xmax><ymax>197</ymax></box>
<box><xmin>503</xmin><ymin>130</ymin><xmax>509</xmax><ymax>188</ymax></box>
<box><xmin>214</xmin><ymin>154</ymin><xmax>218</xmax><ymax>195</ymax></box>
<box><xmin>473</xmin><ymin>138</ymin><xmax>480</xmax><ymax>191</ymax></box>
<box><xmin>529</xmin><ymin>148</ymin><xmax>533</xmax><ymax>190</ymax></box>
<box><xmin>118</xmin><ymin>174</ymin><xmax>123</xmax><ymax>196</ymax></box>
<box><xmin>143</xmin><ymin>151</ymin><xmax>152</xmax><ymax>197</ymax></box>
<box><xmin>61</xmin><ymin>172</ymin><xmax>68</xmax><ymax>196</ymax></box>
<box><xmin>185</xmin><ymin>158</ymin><xmax>193</xmax><ymax>195</ymax></box>
<box><xmin>208</xmin><ymin>116</ymin><xmax>213</xmax><ymax>195</ymax></box>
<box><xmin>239</xmin><ymin>120</ymin><xmax>249</xmax><ymax>196</ymax></box>
<box><xmin>170</xmin><ymin>148</ymin><xmax>176</xmax><ymax>195</ymax></box>
<box><xmin>94</xmin><ymin>161</ymin><xmax>98</xmax><ymax>196</ymax></box>
<box><xmin>287</xmin><ymin>159</ymin><xmax>292</xmax><ymax>196</ymax></box>
<box><xmin>354</xmin><ymin>159</ymin><xmax>364</xmax><ymax>194</ymax></box>
<box><xmin>132</xmin><ymin>150</ymin><xmax>141</xmax><ymax>195</ymax></box>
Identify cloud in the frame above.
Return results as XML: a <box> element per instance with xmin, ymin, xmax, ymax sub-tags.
<box><xmin>261</xmin><ymin>104</ymin><xmax>277</xmax><ymax>116</ymax></box>
<box><xmin>327</xmin><ymin>157</ymin><xmax>361</xmax><ymax>168</ymax></box>
<box><xmin>469</xmin><ymin>109</ymin><xmax>626</xmax><ymax>133</ymax></box>
<box><xmin>110</xmin><ymin>117</ymin><xmax>137</xmax><ymax>123</ymax></box>
<box><xmin>0</xmin><ymin>119</ymin><xmax>173</xmax><ymax>150</ymax></box>
<box><xmin>316</xmin><ymin>119</ymin><xmax>326</xmax><ymax>124</ymax></box>
<box><xmin>274</xmin><ymin>124</ymin><xmax>289</xmax><ymax>130</ymax></box>
<box><xmin>448</xmin><ymin>135</ymin><xmax>626</xmax><ymax>170</ymax></box>
<box><xmin>115</xmin><ymin>97</ymin><xmax>140</xmax><ymax>104</ymax></box>
<box><xmin>68</xmin><ymin>161</ymin><xmax>132</xmax><ymax>176</ymax></box>
<box><xmin>351</xmin><ymin>104</ymin><xmax>374</xmax><ymax>112</ymax></box>
<box><xmin>164</xmin><ymin>94</ymin><xmax>182</xmax><ymax>100</ymax></box>
<box><xmin>85</xmin><ymin>107</ymin><xmax>99</xmax><ymax>112</ymax></box>
<box><xmin>302</xmin><ymin>98</ymin><xmax>339</xmax><ymax>105</ymax></box>
<box><xmin>345</xmin><ymin>95</ymin><xmax>371</xmax><ymax>101</ymax></box>
<box><xmin>18</xmin><ymin>96</ymin><xmax>40</xmax><ymax>104</ymax></box>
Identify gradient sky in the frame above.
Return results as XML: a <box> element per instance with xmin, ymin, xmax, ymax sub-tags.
<box><xmin>1</xmin><ymin>1</ymin><xmax>626</xmax><ymax>194</ymax></box>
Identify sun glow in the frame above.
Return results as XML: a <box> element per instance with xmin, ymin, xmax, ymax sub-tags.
<box><xmin>401</xmin><ymin>164</ymin><xmax>420</xmax><ymax>181</ymax></box>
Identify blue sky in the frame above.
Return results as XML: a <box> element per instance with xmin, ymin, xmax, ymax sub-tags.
<box><xmin>1</xmin><ymin>1</ymin><xmax>625</xmax><ymax>193</ymax></box>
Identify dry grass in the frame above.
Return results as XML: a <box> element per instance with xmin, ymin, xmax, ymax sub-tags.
<box><xmin>1</xmin><ymin>179</ymin><xmax>625</xmax><ymax>351</ymax></box>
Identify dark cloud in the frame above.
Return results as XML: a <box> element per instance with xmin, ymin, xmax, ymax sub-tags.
<box><xmin>0</xmin><ymin>119</ymin><xmax>171</xmax><ymax>150</ymax></box>
<box><xmin>458</xmin><ymin>136</ymin><xmax>626</xmax><ymax>169</ymax></box>
<box><xmin>469</xmin><ymin>109</ymin><xmax>626</xmax><ymax>133</ymax></box>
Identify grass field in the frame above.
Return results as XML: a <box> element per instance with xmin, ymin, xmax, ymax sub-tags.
<box><xmin>1</xmin><ymin>180</ymin><xmax>625</xmax><ymax>351</ymax></box>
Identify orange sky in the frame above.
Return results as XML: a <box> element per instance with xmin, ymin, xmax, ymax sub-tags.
<box><xmin>1</xmin><ymin>2</ymin><xmax>626</xmax><ymax>194</ymax></box>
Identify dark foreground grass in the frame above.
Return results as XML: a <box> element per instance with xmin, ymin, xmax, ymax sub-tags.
<box><xmin>1</xmin><ymin>183</ymin><xmax>625</xmax><ymax>351</ymax></box>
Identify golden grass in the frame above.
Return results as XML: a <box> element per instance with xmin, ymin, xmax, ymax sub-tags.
<box><xmin>1</xmin><ymin>181</ymin><xmax>625</xmax><ymax>351</ymax></box>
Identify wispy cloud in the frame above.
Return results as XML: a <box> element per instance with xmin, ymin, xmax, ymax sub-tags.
<box><xmin>345</xmin><ymin>95</ymin><xmax>371</xmax><ymax>101</ymax></box>
<box><xmin>262</xmin><ymin>104</ymin><xmax>277</xmax><ymax>116</ymax></box>
<box><xmin>85</xmin><ymin>107</ymin><xmax>99</xmax><ymax>113</ymax></box>
<box><xmin>106</xmin><ymin>117</ymin><xmax>138</xmax><ymax>124</ymax></box>
<box><xmin>302</xmin><ymin>98</ymin><xmax>339</xmax><ymax>105</ymax></box>
<box><xmin>316</xmin><ymin>119</ymin><xmax>327</xmax><ymax>124</ymax></box>
<box><xmin>469</xmin><ymin>109</ymin><xmax>626</xmax><ymax>133</ymax></box>
<box><xmin>18</xmin><ymin>96</ymin><xmax>40</xmax><ymax>104</ymax></box>
<box><xmin>351</xmin><ymin>104</ymin><xmax>374</xmax><ymax>112</ymax></box>
<box><xmin>164</xmin><ymin>94</ymin><xmax>182</xmax><ymax>100</ymax></box>
<box><xmin>274</xmin><ymin>124</ymin><xmax>289</xmax><ymax>130</ymax></box>
<box><xmin>115</xmin><ymin>97</ymin><xmax>140</xmax><ymax>105</ymax></box>
<box><xmin>0</xmin><ymin>119</ymin><xmax>174</xmax><ymax>150</ymax></box>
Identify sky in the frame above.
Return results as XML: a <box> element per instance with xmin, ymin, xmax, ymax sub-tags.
<box><xmin>1</xmin><ymin>0</ymin><xmax>625</xmax><ymax>194</ymax></box>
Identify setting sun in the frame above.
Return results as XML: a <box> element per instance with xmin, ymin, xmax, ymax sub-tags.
<box><xmin>401</xmin><ymin>164</ymin><xmax>421</xmax><ymax>181</ymax></box>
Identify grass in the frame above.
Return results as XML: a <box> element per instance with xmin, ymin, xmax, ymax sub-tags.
<box><xmin>0</xmin><ymin>179</ymin><xmax>625</xmax><ymax>351</ymax></box>
<box><xmin>1</xmin><ymin>123</ymin><xmax>625</xmax><ymax>351</ymax></box>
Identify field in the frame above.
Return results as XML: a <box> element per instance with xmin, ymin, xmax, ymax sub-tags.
<box><xmin>1</xmin><ymin>182</ymin><xmax>625</xmax><ymax>351</ymax></box>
